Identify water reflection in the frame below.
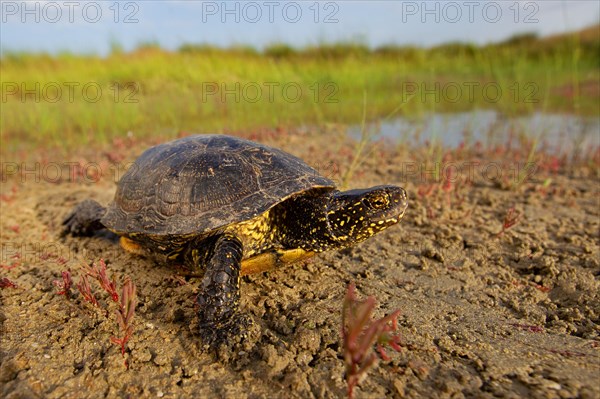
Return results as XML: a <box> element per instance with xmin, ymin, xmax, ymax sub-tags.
<box><xmin>349</xmin><ymin>111</ymin><xmax>600</xmax><ymax>154</ymax></box>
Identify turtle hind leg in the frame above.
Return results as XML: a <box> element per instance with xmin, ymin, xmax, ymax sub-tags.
<box><xmin>62</xmin><ymin>199</ymin><xmax>106</xmax><ymax>237</ymax></box>
<box><xmin>195</xmin><ymin>234</ymin><xmax>256</xmax><ymax>352</ymax></box>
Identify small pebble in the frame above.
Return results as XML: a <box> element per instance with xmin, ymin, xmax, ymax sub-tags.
<box><xmin>153</xmin><ymin>354</ymin><xmax>168</xmax><ymax>366</ymax></box>
<box><xmin>547</xmin><ymin>382</ymin><xmax>562</xmax><ymax>390</ymax></box>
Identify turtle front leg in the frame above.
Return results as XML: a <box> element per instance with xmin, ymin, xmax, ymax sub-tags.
<box><xmin>62</xmin><ymin>199</ymin><xmax>106</xmax><ymax>236</ymax></box>
<box><xmin>195</xmin><ymin>234</ymin><xmax>253</xmax><ymax>348</ymax></box>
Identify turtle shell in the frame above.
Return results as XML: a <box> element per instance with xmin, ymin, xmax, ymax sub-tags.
<box><xmin>102</xmin><ymin>135</ymin><xmax>335</xmax><ymax>235</ymax></box>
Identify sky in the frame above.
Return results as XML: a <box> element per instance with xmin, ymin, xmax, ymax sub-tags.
<box><xmin>1</xmin><ymin>1</ymin><xmax>599</xmax><ymax>55</ymax></box>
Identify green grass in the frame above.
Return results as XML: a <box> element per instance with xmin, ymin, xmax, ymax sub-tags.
<box><xmin>1</xmin><ymin>26</ymin><xmax>598</xmax><ymax>153</ymax></box>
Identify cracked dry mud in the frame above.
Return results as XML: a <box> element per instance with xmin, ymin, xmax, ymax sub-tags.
<box><xmin>1</xmin><ymin>130</ymin><xmax>598</xmax><ymax>398</ymax></box>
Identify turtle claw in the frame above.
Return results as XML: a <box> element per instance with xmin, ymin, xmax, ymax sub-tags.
<box><xmin>61</xmin><ymin>199</ymin><xmax>106</xmax><ymax>237</ymax></box>
<box><xmin>199</xmin><ymin>314</ymin><xmax>259</xmax><ymax>358</ymax></box>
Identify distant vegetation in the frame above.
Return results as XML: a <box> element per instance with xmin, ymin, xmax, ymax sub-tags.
<box><xmin>1</xmin><ymin>25</ymin><xmax>598</xmax><ymax>152</ymax></box>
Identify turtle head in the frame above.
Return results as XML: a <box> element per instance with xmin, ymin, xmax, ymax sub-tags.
<box><xmin>326</xmin><ymin>185</ymin><xmax>408</xmax><ymax>246</ymax></box>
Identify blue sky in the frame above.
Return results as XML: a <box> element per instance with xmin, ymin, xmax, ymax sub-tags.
<box><xmin>1</xmin><ymin>1</ymin><xmax>598</xmax><ymax>55</ymax></box>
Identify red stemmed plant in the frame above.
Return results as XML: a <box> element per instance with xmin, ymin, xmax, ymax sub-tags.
<box><xmin>111</xmin><ymin>278</ymin><xmax>137</xmax><ymax>367</ymax></box>
<box><xmin>60</xmin><ymin>259</ymin><xmax>137</xmax><ymax>368</ymax></box>
<box><xmin>495</xmin><ymin>207</ymin><xmax>522</xmax><ymax>237</ymax></box>
<box><xmin>341</xmin><ymin>282</ymin><xmax>402</xmax><ymax>398</ymax></box>
<box><xmin>53</xmin><ymin>270</ymin><xmax>73</xmax><ymax>298</ymax></box>
<box><xmin>83</xmin><ymin>259</ymin><xmax>119</xmax><ymax>302</ymax></box>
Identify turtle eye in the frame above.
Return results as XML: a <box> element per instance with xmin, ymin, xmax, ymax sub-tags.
<box><xmin>368</xmin><ymin>194</ymin><xmax>389</xmax><ymax>210</ymax></box>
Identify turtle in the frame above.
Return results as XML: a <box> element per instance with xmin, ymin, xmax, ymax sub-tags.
<box><xmin>62</xmin><ymin>134</ymin><xmax>408</xmax><ymax>346</ymax></box>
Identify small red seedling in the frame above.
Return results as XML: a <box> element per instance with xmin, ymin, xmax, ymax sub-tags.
<box><xmin>167</xmin><ymin>274</ymin><xmax>188</xmax><ymax>286</ymax></box>
<box><xmin>426</xmin><ymin>206</ymin><xmax>437</xmax><ymax>219</ymax></box>
<box><xmin>549</xmin><ymin>349</ymin><xmax>586</xmax><ymax>358</ymax></box>
<box><xmin>441</xmin><ymin>167</ymin><xmax>454</xmax><ymax>206</ymax></box>
<box><xmin>416</xmin><ymin>183</ymin><xmax>436</xmax><ymax>199</ymax></box>
<box><xmin>509</xmin><ymin>323</ymin><xmax>544</xmax><ymax>333</ymax></box>
<box><xmin>1</xmin><ymin>262</ymin><xmax>19</xmax><ymax>271</ymax></box>
<box><xmin>75</xmin><ymin>259</ymin><xmax>138</xmax><ymax>367</ymax></box>
<box><xmin>495</xmin><ymin>207</ymin><xmax>521</xmax><ymax>237</ymax></box>
<box><xmin>76</xmin><ymin>274</ymin><xmax>99</xmax><ymax>307</ymax></box>
<box><xmin>533</xmin><ymin>283</ymin><xmax>551</xmax><ymax>293</ymax></box>
<box><xmin>1</xmin><ymin>254</ymin><xmax>21</xmax><ymax>270</ymax></box>
<box><xmin>84</xmin><ymin>259</ymin><xmax>119</xmax><ymax>302</ymax></box>
<box><xmin>40</xmin><ymin>253</ymin><xmax>54</xmax><ymax>261</ymax></box>
<box><xmin>53</xmin><ymin>270</ymin><xmax>73</xmax><ymax>298</ymax></box>
<box><xmin>0</xmin><ymin>277</ymin><xmax>18</xmax><ymax>288</ymax></box>
<box><xmin>0</xmin><ymin>186</ymin><xmax>18</xmax><ymax>202</ymax></box>
<box><xmin>342</xmin><ymin>282</ymin><xmax>402</xmax><ymax>399</ymax></box>
<box><xmin>111</xmin><ymin>277</ymin><xmax>137</xmax><ymax>368</ymax></box>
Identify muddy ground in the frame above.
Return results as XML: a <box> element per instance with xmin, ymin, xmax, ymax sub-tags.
<box><xmin>1</xmin><ymin>128</ymin><xmax>599</xmax><ymax>398</ymax></box>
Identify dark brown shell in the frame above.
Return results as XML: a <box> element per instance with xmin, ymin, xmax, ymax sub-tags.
<box><xmin>102</xmin><ymin>135</ymin><xmax>335</xmax><ymax>235</ymax></box>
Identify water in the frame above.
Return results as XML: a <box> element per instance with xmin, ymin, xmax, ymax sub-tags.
<box><xmin>349</xmin><ymin>110</ymin><xmax>600</xmax><ymax>154</ymax></box>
